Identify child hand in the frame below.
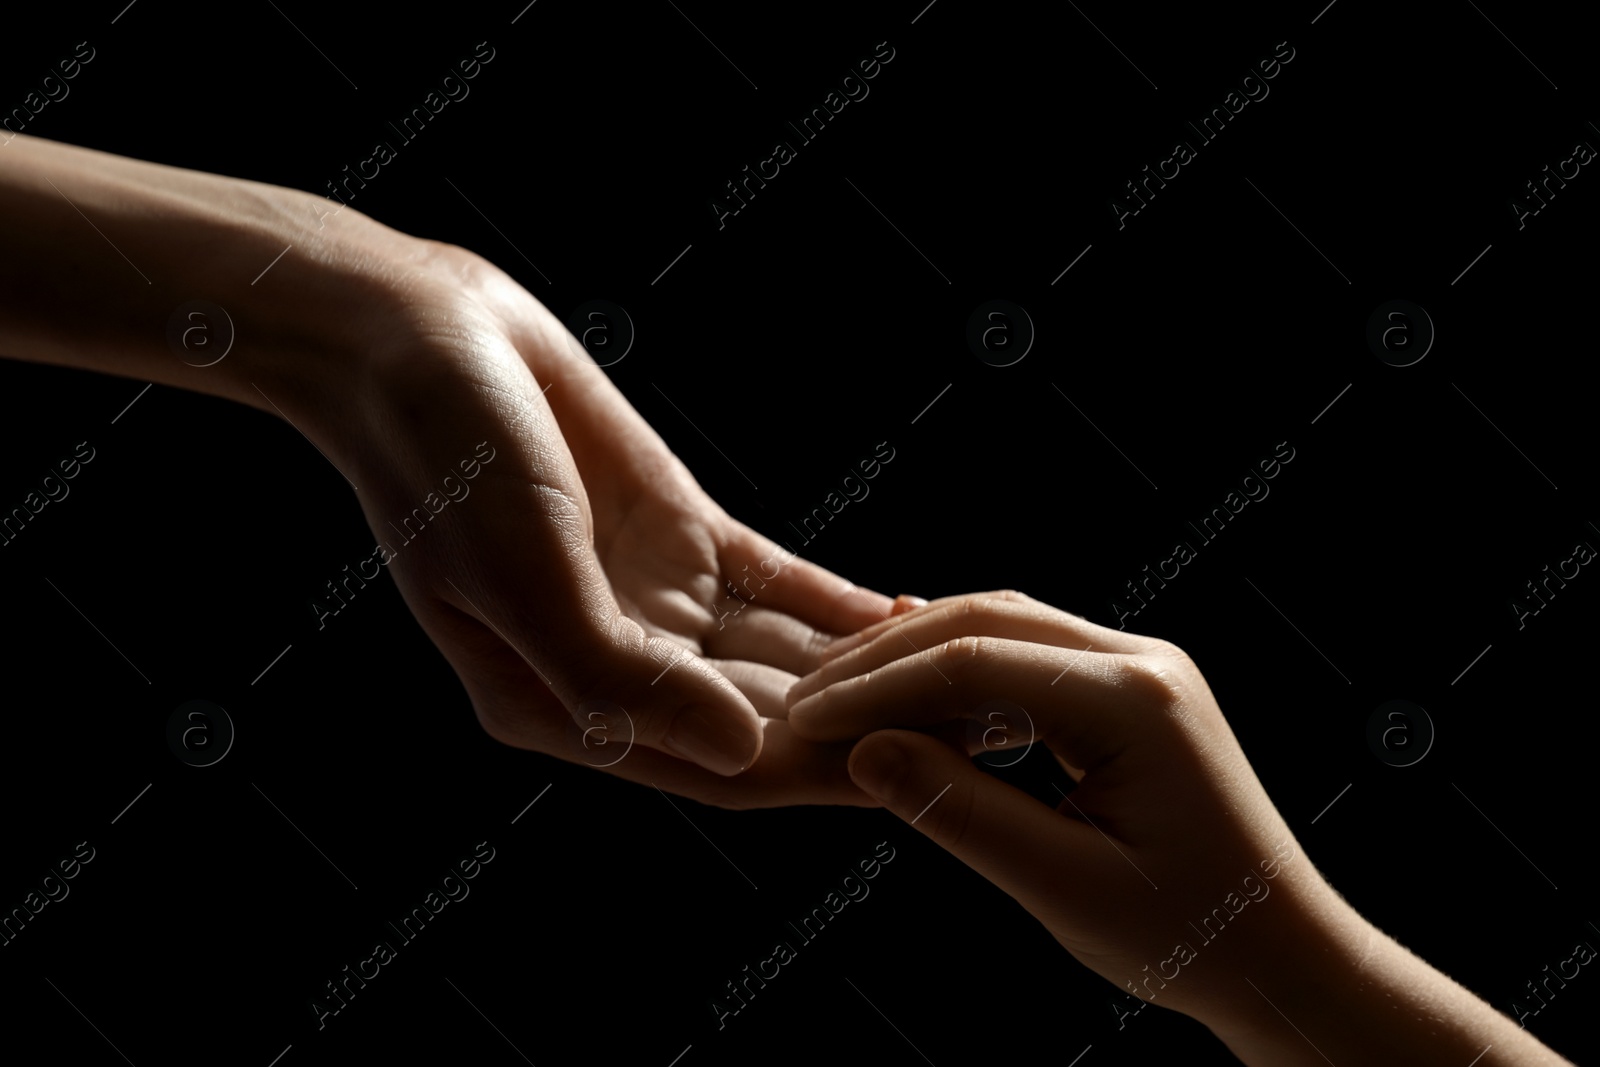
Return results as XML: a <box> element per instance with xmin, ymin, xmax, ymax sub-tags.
<box><xmin>786</xmin><ymin>590</ymin><xmax>1570</xmax><ymax>1066</ymax></box>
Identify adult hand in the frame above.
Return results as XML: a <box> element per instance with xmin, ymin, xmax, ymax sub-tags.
<box><xmin>326</xmin><ymin>239</ymin><xmax>896</xmax><ymax>806</ymax></box>
<box><xmin>0</xmin><ymin>135</ymin><xmax>895</xmax><ymax>807</ymax></box>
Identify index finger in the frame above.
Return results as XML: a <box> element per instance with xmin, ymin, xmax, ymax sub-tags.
<box><xmin>718</xmin><ymin>523</ymin><xmax>894</xmax><ymax>635</ymax></box>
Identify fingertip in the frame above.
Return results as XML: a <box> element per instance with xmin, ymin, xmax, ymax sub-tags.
<box><xmin>820</xmin><ymin>593</ymin><xmax>927</xmax><ymax>662</ymax></box>
<box><xmin>838</xmin><ymin>583</ymin><xmax>895</xmax><ymax>623</ymax></box>
<box><xmin>661</xmin><ymin>703</ymin><xmax>762</xmax><ymax>777</ymax></box>
<box><xmin>847</xmin><ymin>730</ymin><xmax>917</xmax><ymax>800</ymax></box>
<box><xmin>890</xmin><ymin>594</ymin><xmax>929</xmax><ymax>616</ymax></box>
<box><xmin>785</xmin><ymin>691</ymin><xmax>825</xmax><ymax>739</ymax></box>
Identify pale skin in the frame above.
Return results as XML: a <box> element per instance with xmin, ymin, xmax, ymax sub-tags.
<box><xmin>0</xmin><ymin>133</ymin><xmax>895</xmax><ymax>807</ymax></box>
<box><xmin>788</xmin><ymin>591</ymin><xmax>1574</xmax><ymax>1066</ymax></box>
<box><xmin>2</xmin><ymin>136</ymin><xmax>1572</xmax><ymax>1063</ymax></box>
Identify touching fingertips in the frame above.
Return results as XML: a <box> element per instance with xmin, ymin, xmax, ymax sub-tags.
<box><xmin>821</xmin><ymin>593</ymin><xmax>927</xmax><ymax>661</ymax></box>
<box><xmin>890</xmin><ymin>593</ymin><xmax>928</xmax><ymax>615</ymax></box>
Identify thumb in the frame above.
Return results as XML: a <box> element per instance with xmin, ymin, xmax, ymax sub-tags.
<box><xmin>436</xmin><ymin>574</ymin><xmax>764</xmax><ymax>777</ymax></box>
<box><xmin>396</xmin><ymin>465</ymin><xmax>763</xmax><ymax>778</ymax></box>
<box><xmin>848</xmin><ymin>730</ymin><xmax>1096</xmax><ymax>918</ymax></box>
<box><xmin>446</xmin><ymin>565</ymin><xmax>763</xmax><ymax>777</ymax></box>
<box><xmin>339</xmin><ymin>335</ymin><xmax>764</xmax><ymax>778</ymax></box>
<box><xmin>580</xmin><ymin>618</ymin><xmax>766</xmax><ymax>778</ymax></box>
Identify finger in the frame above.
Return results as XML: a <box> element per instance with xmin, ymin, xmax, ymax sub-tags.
<box><xmin>703</xmin><ymin>657</ymin><xmax>798</xmax><ymax>720</ymax></box>
<box><xmin>718</xmin><ymin>524</ymin><xmax>894</xmax><ymax>635</ymax></box>
<box><xmin>703</xmin><ymin>604</ymin><xmax>835</xmax><ymax>677</ymax></box>
<box><xmin>849</xmin><ymin>730</ymin><xmax>1099</xmax><ymax>922</ymax></box>
<box><xmin>425</xmin><ymin>594</ymin><xmax>875</xmax><ymax>808</ymax></box>
<box><xmin>792</xmin><ymin>593</ymin><xmax>1131</xmax><ymax>707</ymax></box>
<box><xmin>434</xmin><ymin>518</ymin><xmax>761</xmax><ymax>776</ymax></box>
<box><xmin>788</xmin><ymin>636</ymin><xmax>1135</xmax><ymax>771</ymax></box>
<box><xmin>501</xmin><ymin>702</ymin><xmax>877</xmax><ymax>809</ymax></box>
<box><xmin>820</xmin><ymin>590</ymin><xmax>1148</xmax><ymax>664</ymax></box>
<box><xmin>889</xmin><ymin>594</ymin><xmax>928</xmax><ymax>616</ymax></box>
<box><xmin>370</xmin><ymin>352</ymin><xmax>764</xmax><ymax>777</ymax></box>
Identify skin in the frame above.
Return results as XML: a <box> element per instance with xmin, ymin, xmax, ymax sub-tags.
<box><xmin>788</xmin><ymin>590</ymin><xmax>1574</xmax><ymax>1066</ymax></box>
<box><xmin>0</xmin><ymin>133</ymin><xmax>894</xmax><ymax>808</ymax></box>
<box><xmin>6</xmin><ymin>135</ymin><xmax>1571</xmax><ymax>1062</ymax></box>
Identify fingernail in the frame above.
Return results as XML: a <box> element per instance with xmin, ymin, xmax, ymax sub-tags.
<box><xmin>663</xmin><ymin>704</ymin><xmax>759</xmax><ymax>777</ymax></box>
<box><xmin>840</xmin><ymin>584</ymin><xmax>895</xmax><ymax>616</ymax></box>
<box><xmin>849</xmin><ymin>734</ymin><xmax>912</xmax><ymax>799</ymax></box>
<box><xmin>823</xmin><ymin>594</ymin><xmax>927</xmax><ymax>660</ymax></box>
<box><xmin>890</xmin><ymin>594</ymin><xmax>928</xmax><ymax>616</ymax></box>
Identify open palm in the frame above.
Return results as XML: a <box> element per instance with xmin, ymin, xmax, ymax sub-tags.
<box><xmin>323</xmin><ymin>240</ymin><xmax>892</xmax><ymax>808</ymax></box>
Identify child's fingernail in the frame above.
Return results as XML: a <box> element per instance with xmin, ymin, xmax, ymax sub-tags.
<box><xmin>890</xmin><ymin>594</ymin><xmax>929</xmax><ymax>616</ymax></box>
<box><xmin>824</xmin><ymin>596</ymin><xmax>927</xmax><ymax>660</ymax></box>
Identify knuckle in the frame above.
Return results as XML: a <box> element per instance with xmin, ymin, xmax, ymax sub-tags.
<box><xmin>1146</xmin><ymin>636</ymin><xmax>1186</xmax><ymax>660</ymax></box>
<box><xmin>967</xmin><ymin>594</ymin><xmax>1018</xmax><ymax>628</ymax></box>
<box><xmin>419</xmin><ymin>238</ymin><xmax>496</xmax><ymax>284</ymax></box>
<box><xmin>1147</xmin><ymin>639</ymin><xmax>1201</xmax><ymax>683</ymax></box>
<box><xmin>804</xmin><ymin>626</ymin><xmax>835</xmax><ymax>664</ymax></box>
<box><xmin>1118</xmin><ymin>652</ymin><xmax>1186</xmax><ymax>706</ymax></box>
<box><xmin>933</xmin><ymin>635</ymin><xmax>983</xmax><ymax>676</ymax></box>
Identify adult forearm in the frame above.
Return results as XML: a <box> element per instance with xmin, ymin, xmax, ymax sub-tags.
<box><xmin>0</xmin><ymin>134</ymin><xmax>418</xmax><ymax>416</ymax></box>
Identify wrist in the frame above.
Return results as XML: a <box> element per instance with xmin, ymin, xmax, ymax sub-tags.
<box><xmin>177</xmin><ymin>190</ymin><xmax>437</xmax><ymax>417</ymax></box>
<box><xmin>1196</xmin><ymin>884</ymin><xmax>1371</xmax><ymax>1041</ymax></box>
<box><xmin>1204</xmin><ymin>885</ymin><xmax>1572</xmax><ymax>1066</ymax></box>
<box><xmin>0</xmin><ymin>135</ymin><xmax>434</xmax><ymax>425</ymax></box>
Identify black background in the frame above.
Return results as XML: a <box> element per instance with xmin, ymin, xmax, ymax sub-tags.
<box><xmin>2</xmin><ymin>1</ymin><xmax>1596</xmax><ymax>1064</ymax></box>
